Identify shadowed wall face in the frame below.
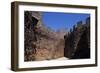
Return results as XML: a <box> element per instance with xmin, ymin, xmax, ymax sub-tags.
<box><xmin>64</xmin><ymin>17</ymin><xmax>90</xmax><ymax>59</ymax></box>
<box><xmin>71</xmin><ymin>27</ymin><xmax>90</xmax><ymax>59</ymax></box>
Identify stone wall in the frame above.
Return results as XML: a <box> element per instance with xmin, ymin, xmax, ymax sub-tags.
<box><xmin>24</xmin><ymin>11</ymin><xmax>65</xmax><ymax>61</ymax></box>
<box><xmin>64</xmin><ymin>17</ymin><xmax>90</xmax><ymax>59</ymax></box>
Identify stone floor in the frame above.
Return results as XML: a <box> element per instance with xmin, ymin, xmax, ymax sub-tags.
<box><xmin>52</xmin><ymin>57</ymin><xmax>69</xmax><ymax>60</ymax></box>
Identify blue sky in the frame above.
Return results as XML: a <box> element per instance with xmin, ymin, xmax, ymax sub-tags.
<box><xmin>42</xmin><ymin>12</ymin><xmax>90</xmax><ymax>31</ymax></box>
